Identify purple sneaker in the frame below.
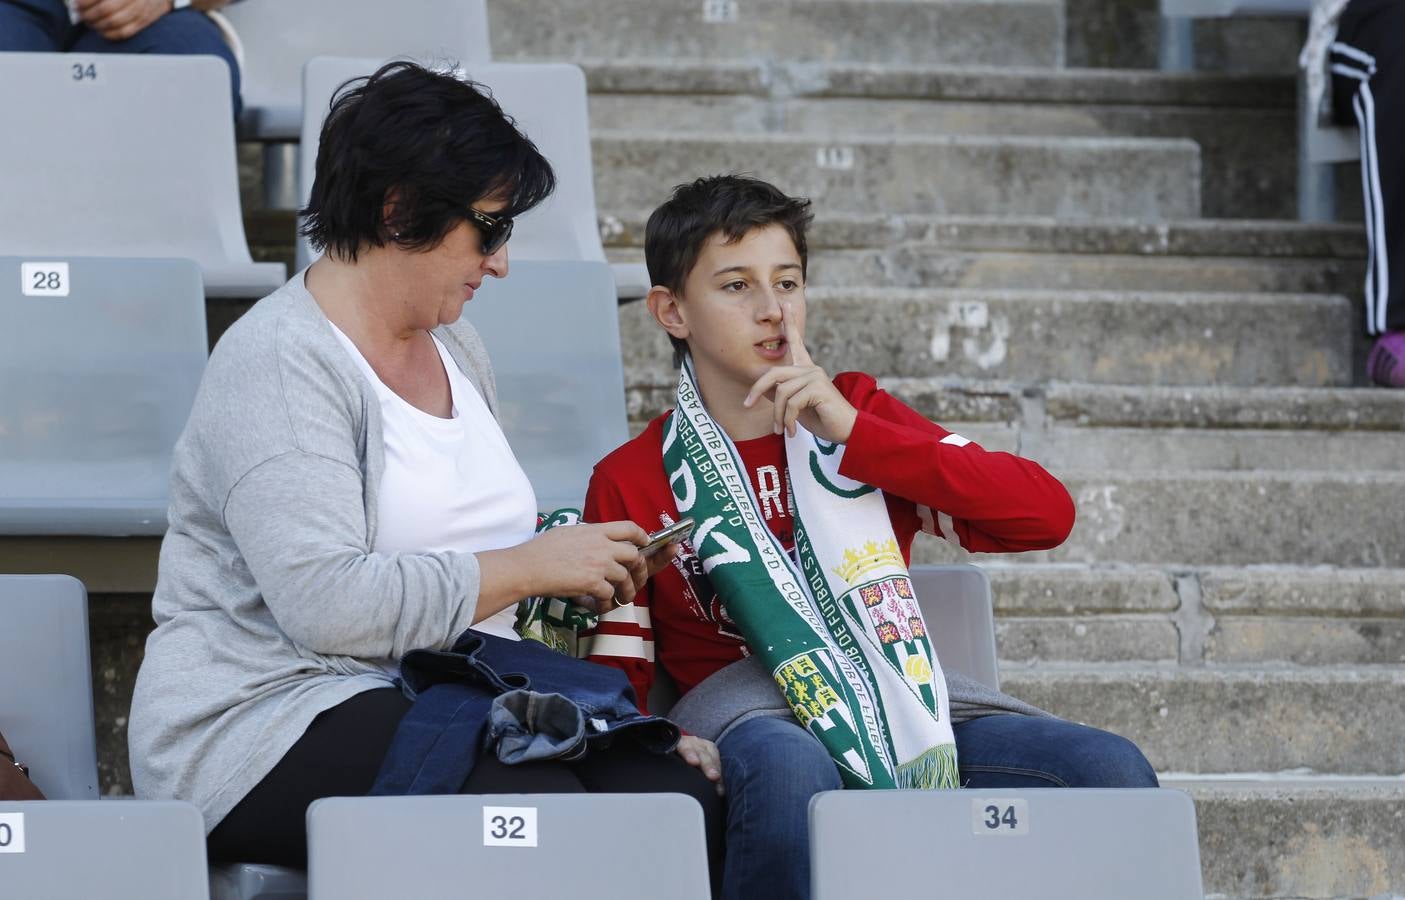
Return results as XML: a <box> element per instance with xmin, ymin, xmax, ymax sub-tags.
<box><xmin>1366</xmin><ymin>331</ymin><xmax>1405</xmax><ymax>387</ymax></box>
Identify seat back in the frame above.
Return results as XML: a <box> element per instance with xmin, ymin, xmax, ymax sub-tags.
<box><xmin>0</xmin><ymin>54</ymin><xmax>273</xmax><ymax>295</ymax></box>
<box><xmin>910</xmin><ymin>564</ymin><xmax>1000</xmax><ymax>691</ymax></box>
<box><xmin>456</xmin><ymin>260</ymin><xmax>627</xmax><ymax>514</ymax></box>
<box><xmin>646</xmin><ymin>565</ymin><xmax>998</xmax><ymax>716</ymax></box>
<box><xmin>0</xmin><ymin>800</ymin><xmax>209</xmax><ymax>899</ymax></box>
<box><xmin>0</xmin><ymin>575</ymin><xmax>98</xmax><ymax>799</ymax></box>
<box><xmin>810</xmin><ymin>788</ymin><xmax>1204</xmax><ymax>900</ymax></box>
<box><xmin>298</xmin><ymin>58</ymin><xmax>603</xmax><ymax>270</ymax></box>
<box><xmin>0</xmin><ymin>257</ymin><xmax>206</xmax><ymax>536</ymax></box>
<box><xmin>226</xmin><ymin>1</ymin><xmax>490</xmax><ymax>139</ymax></box>
<box><xmin>306</xmin><ymin>794</ymin><xmax>710</xmax><ymax>899</ymax></box>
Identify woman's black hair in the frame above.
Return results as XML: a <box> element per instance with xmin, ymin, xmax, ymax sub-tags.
<box><xmin>300</xmin><ymin>60</ymin><xmax>556</xmax><ymax>261</ymax></box>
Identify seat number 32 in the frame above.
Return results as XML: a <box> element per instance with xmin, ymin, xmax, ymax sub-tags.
<box><xmin>972</xmin><ymin>798</ymin><xmax>1029</xmax><ymax>836</ymax></box>
<box><xmin>482</xmin><ymin>806</ymin><xmax>537</xmax><ymax>847</ymax></box>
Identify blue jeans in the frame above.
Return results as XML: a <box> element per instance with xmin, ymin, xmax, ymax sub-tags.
<box><xmin>0</xmin><ymin>0</ymin><xmax>241</xmax><ymax>118</ymax></box>
<box><xmin>717</xmin><ymin>713</ymin><xmax>1158</xmax><ymax>900</ymax></box>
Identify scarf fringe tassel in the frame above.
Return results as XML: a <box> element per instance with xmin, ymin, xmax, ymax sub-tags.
<box><xmin>896</xmin><ymin>743</ymin><xmax>960</xmax><ymax>790</ymax></box>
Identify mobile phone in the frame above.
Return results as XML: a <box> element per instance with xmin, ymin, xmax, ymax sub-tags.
<box><xmin>641</xmin><ymin>517</ymin><xmax>694</xmax><ymax>558</ymax></box>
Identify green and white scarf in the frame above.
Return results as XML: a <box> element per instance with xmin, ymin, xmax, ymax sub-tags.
<box><xmin>664</xmin><ymin>357</ymin><xmax>958</xmax><ymax>789</ymax></box>
<box><xmin>514</xmin><ymin>508</ymin><xmax>599</xmax><ymax>656</ymax></box>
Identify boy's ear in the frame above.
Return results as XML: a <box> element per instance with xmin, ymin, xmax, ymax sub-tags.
<box><xmin>647</xmin><ymin>285</ymin><xmax>690</xmax><ymax>341</ymax></box>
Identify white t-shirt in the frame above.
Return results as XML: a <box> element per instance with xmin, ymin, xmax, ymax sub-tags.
<box><xmin>330</xmin><ymin>323</ymin><xmax>537</xmax><ymax>642</ymax></box>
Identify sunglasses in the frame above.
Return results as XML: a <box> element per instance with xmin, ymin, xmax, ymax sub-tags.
<box><xmin>466</xmin><ymin>206</ymin><xmax>514</xmax><ymax>256</ymax></box>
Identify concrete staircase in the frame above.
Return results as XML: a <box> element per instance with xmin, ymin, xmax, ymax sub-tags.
<box><xmin>486</xmin><ymin>1</ymin><xmax>1405</xmax><ymax>895</ymax></box>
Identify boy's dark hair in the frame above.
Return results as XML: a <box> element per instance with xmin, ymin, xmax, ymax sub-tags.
<box><xmin>300</xmin><ymin>61</ymin><xmax>556</xmax><ymax>262</ymax></box>
<box><xmin>645</xmin><ymin>175</ymin><xmax>814</xmax><ymax>360</ymax></box>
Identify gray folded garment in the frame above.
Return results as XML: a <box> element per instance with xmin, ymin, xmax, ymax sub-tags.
<box><xmin>668</xmin><ymin>655</ymin><xmax>1053</xmax><ymax>744</ymax></box>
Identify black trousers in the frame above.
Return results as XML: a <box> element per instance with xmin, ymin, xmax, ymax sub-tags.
<box><xmin>1332</xmin><ymin>0</ymin><xmax>1405</xmax><ymax>336</ymax></box>
<box><xmin>207</xmin><ymin>688</ymin><xmax>725</xmax><ymax>894</ymax></box>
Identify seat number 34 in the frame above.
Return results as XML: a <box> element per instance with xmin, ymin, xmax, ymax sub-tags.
<box><xmin>972</xmin><ymin>798</ymin><xmax>1029</xmax><ymax>836</ymax></box>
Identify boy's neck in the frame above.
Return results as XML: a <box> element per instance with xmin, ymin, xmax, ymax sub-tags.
<box><xmin>694</xmin><ymin>369</ymin><xmax>779</xmax><ymax>443</ymax></box>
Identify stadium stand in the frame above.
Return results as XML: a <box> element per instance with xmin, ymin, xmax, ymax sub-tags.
<box><xmin>297</xmin><ymin>56</ymin><xmax>651</xmax><ymax>298</ymax></box>
<box><xmin>305</xmin><ymin>793</ymin><xmax>711</xmax><ymax>900</ymax></box>
<box><xmin>809</xmin><ymin>788</ymin><xmax>1204</xmax><ymax>899</ymax></box>
<box><xmin>0</xmin><ymin>53</ymin><xmax>282</xmax><ymax>298</ymax></box>
<box><xmin>0</xmin><ymin>257</ymin><xmax>206</xmax><ymax>536</ymax></box>
<box><xmin>0</xmin><ymin>799</ymin><xmax>210</xmax><ymax>899</ymax></box>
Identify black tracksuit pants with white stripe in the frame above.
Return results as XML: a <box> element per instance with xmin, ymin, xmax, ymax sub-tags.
<box><xmin>1331</xmin><ymin>0</ymin><xmax>1405</xmax><ymax>336</ymax></box>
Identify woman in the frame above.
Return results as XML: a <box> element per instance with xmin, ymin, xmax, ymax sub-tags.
<box><xmin>128</xmin><ymin>61</ymin><xmax>723</xmax><ymax>871</ymax></box>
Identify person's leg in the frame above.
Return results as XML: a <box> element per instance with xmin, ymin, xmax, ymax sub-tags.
<box><xmin>1332</xmin><ymin>0</ymin><xmax>1405</xmax><ymax>384</ymax></box>
<box><xmin>207</xmin><ymin>688</ymin><xmax>413</xmax><ymax>868</ymax></box>
<box><xmin>953</xmin><ymin>714</ymin><xmax>1159</xmax><ymax>789</ymax></box>
<box><xmin>68</xmin><ymin>8</ymin><xmax>240</xmax><ymax>118</ymax></box>
<box><xmin>716</xmin><ymin>716</ymin><xmax>842</xmax><ymax>900</ymax></box>
<box><xmin>0</xmin><ymin>0</ymin><xmax>70</xmax><ymax>50</ymax></box>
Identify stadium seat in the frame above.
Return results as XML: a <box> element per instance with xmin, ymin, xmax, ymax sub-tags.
<box><xmin>0</xmin><ymin>800</ymin><xmax>210</xmax><ymax>899</ymax></box>
<box><xmin>0</xmin><ymin>574</ymin><xmax>99</xmax><ymax>800</ymax></box>
<box><xmin>647</xmin><ymin>564</ymin><xmax>1000</xmax><ymax>714</ymax></box>
<box><xmin>1156</xmin><ymin>0</ymin><xmax>1354</xmax><ymax>219</ymax></box>
<box><xmin>0</xmin><ymin>257</ymin><xmax>207</xmax><ymax>536</ymax></box>
<box><xmin>809</xmin><ymin>788</ymin><xmax>1205</xmax><ymax>899</ymax></box>
<box><xmin>457</xmin><ymin>260</ymin><xmax>629</xmax><ymax>513</ymax></box>
<box><xmin>297</xmin><ymin>57</ymin><xmax>651</xmax><ymax>299</ymax></box>
<box><xmin>222</xmin><ymin>0</ymin><xmax>491</xmax><ymax>140</ymax></box>
<box><xmin>0</xmin><ymin>54</ymin><xmax>284</xmax><ymax>298</ymax></box>
<box><xmin>911</xmin><ymin>564</ymin><xmax>1001</xmax><ymax>691</ymax></box>
<box><xmin>305</xmin><ymin>794</ymin><xmax>711</xmax><ymax>899</ymax></box>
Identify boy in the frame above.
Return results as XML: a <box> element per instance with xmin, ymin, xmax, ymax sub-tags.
<box><xmin>583</xmin><ymin>176</ymin><xmax>1156</xmax><ymax>900</ymax></box>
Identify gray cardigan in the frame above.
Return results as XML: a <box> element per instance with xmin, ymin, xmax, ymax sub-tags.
<box><xmin>129</xmin><ymin>272</ymin><xmax>499</xmax><ymax>832</ymax></box>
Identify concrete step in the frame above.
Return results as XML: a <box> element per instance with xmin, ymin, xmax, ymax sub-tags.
<box><xmin>910</xmin><ymin>471</ymin><xmax>1405</xmax><ymax>568</ymax></box>
<box><xmin>488</xmin><ymin>0</ymin><xmax>1065</xmax><ymax>68</ymax></box>
<box><xmin>978</xmin><ymin>564</ymin><xmax>1405</xmax><ymax>667</ymax></box>
<box><xmin>1176</xmin><ymin>778</ymin><xmax>1405</xmax><ymax>899</ymax></box>
<box><xmin>592</xmin><ymin>131</ymin><xmax>1202</xmax><ymax>219</ymax></box>
<box><xmin>617</xmin><ymin>288</ymin><xmax>1353</xmax><ymax>389</ymax></box>
<box><xmin>610</xmin><ymin>245</ymin><xmax>1362</xmax><ymax>294</ymax></box>
<box><xmin>997</xmin><ymin>667</ymin><xmax>1405</xmax><ymax>776</ymax></box>
<box><xmin>880</xmin><ymin>381</ymin><xmax>1405</xmax><ymax>472</ymax></box>
<box><xmin>582</xmin><ymin>61</ymin><xmax>1295</xmax><ymax>218</ymax></box>
<box><xmin>601</xmin><ymin>212</ymin><xmax>1366</xmax><ymax>260</ymax></box>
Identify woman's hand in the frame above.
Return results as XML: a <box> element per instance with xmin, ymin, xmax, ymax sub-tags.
<box><xmin>675</xmin><ymin>735</ymin><xmax>724</xmax><ymax>795</ymax></box>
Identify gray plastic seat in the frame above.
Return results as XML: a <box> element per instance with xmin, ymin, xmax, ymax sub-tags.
<box><xmin>0</xmin><ymin>257</ymin><xmax>207</xmax><ymax>536</ymax></box>
<box><xmin>0</xmin><ymin>574</ymin><xmax>98</xmax><ymax>799</ymax></box>
<box><xmin>223</xmin><ymin>0</ymin><xmax>490</xmax><ymax>140</ymax></box>
<box><xmin>810</xmin><ymin>788</ymin><xmax>1204</xmax><ymax>899</ymax></box>
<box><xmin>0</xmin><ymin>800</ymin><xmax>209</xmax><ymax>899</ymax></box>
<box><xmin>911</xmin><ymin>563</ymin><xmax>1000</xmax><ymax>691</ymax></box>
<box><xmin>0</xmin><ymin>54</ymin><xmax>284</xmax><ymax>298</ymax></box>
<box><xmin>297</xmin><ymin>57</ymin><xmax>650</xmax><ymax>299</ymax></box>
<box><xmin>647</xmin><ymin>564</ymin><xmax>999</xmax><ymax>714</ymax></box>
<box><xmin>306</xmin><ymin>794</ymin><xmax>710</xmax><ymax>899</ymax></box>
<box><xmin>459</xmin><ymin>259</ymin><xmax>629</xmax><ymax>514</ymax></box>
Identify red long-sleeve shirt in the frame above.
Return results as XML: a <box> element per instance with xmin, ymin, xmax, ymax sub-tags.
<box><xmin>582</xmin><ymin>371</ymin><xmax>1074</xmax><ymax>712</ymax></box>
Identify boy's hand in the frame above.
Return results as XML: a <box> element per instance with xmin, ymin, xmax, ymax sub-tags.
<box><xmin>744</xmin><ymin>302</ymin><xmax>858</xmax><ymax>442</ymax></box>
<box><xmin>675</xmin><ymin>735</ymin><xmax>724</xmax><ymax>794</ymax></box>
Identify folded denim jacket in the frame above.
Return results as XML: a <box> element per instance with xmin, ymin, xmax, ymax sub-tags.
<box><xmin>371</xmin><ymin>630</ymin><xmax>680</xmax><ymax>795</ymax></box>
